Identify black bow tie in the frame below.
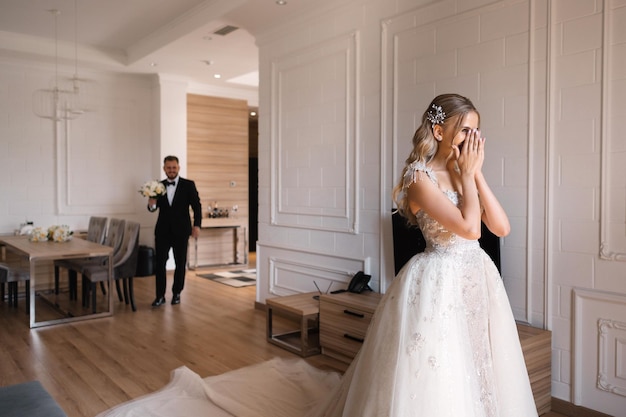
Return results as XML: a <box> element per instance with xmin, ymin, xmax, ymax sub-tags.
<box><xmin>167</xmin><ymin>181</ymin><xmax>176</xmax><ymax>186</ymax></box>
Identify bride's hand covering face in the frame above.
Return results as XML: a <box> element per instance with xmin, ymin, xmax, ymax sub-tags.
<box><xmin>455</xmin><ymin>128</ymin><xmax>484</xmax><ymax>176</ymax></box>
<box><xmin>444</xmin><ymin>111</ymin><xmax>483</xmax><ymax>176</ymax></box>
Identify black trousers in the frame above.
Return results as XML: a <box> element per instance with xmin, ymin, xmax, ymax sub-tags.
<box><xmin>154</xmin><ymin>233</ymin><xmax>189</xmax><ymax>298</ymax></box>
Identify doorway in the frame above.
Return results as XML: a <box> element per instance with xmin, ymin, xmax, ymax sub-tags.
<box><xmin>248</xmin><ymin>108</ymin><xmax>258</xmax><ymax>252</ymax></box>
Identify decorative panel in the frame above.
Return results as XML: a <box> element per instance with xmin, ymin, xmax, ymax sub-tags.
<box><xmin>600</xmin><ymin>0</ymin><xmax>626</xmax><ymax>261</ymax></box>
<box><xmin>57</xmin><ymin>92</ymin><xmax>151</xmax><ymax>214</ymax></box>
<box><xmin>598</xmin><ymin>318</ymin><xmax>626</xmax><ymax>396</ymax></box>
<box><xmin>270</xmin><ymin>32</ymin><xmax>359</xmax><ymax>233</ymax></box>
<box><xmin>573</xmin><ymin>288</ymin><xmax>626</xmax><ymax>415</ymax></box>
<box><xmin>259</xmin><ymin>242</ymin><xmax>369</xmax><ymax>298</ymax></box>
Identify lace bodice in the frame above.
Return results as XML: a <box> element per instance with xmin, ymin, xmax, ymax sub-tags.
<box><xmin>404</xmin><ymin>161</ymin><xmax>469</xmax><ymax>249</ymax></box>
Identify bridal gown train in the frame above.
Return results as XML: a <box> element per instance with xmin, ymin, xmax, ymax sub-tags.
<box><xmin>307</xmin><ymin>163</ymin><xmax>538</xmax><ymax>417</ymax></box>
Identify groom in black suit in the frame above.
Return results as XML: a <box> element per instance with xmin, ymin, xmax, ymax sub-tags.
<box><xmin>147</xmin><ymin>155</ymin><xmax>202</xmax><ymax>306</ymax></box>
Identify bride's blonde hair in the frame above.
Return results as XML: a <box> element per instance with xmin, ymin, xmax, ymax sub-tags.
<box><xmin>392</xmin><ymin>93</ymin><xmax>479</xmax><ymax>225</ymax></box>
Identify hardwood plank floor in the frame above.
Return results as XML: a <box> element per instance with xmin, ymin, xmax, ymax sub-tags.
<box><xmin>1</xmin><ymin>255</ymin><xmax>568</xmax><ymax>417</ymax></box>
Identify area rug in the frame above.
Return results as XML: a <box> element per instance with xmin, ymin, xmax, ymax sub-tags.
<box><xmin>196</xmin><ymin>269</ymin><xmax>256</xmax><ymax>287</ymax></box>
<box><xmin>0</xmin><ymin>380</ymin><xmax>68</xmax><ymax>417</ymax></box>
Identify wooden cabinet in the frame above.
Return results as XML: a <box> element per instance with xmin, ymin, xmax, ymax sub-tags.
<box><xmin>517</xmin><ymin>323</ymin><xmax>552</xmax><ymax>415</ymax></box>
<box><xmin>319</xmin><ymin>291</ymin><xmax>382</xmax><ymax>364</ymax></box>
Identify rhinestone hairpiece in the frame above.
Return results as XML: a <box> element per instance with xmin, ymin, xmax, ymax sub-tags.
<box><xmin>426</xmin><ymin>104</ymin><xmax>446</xmax><ymax>125</ymax></box>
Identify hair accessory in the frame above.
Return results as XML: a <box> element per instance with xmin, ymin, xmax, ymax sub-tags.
<box><xmin>426</xmin><ymin>104</ymin><xmax>446</xmax><ymax>125</ymax></box>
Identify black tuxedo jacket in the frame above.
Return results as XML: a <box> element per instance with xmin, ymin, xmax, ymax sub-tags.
<box><xmin>149</xmin><ymin>177</ymin><xmax>202</xmax><ymax>238</ymax></box>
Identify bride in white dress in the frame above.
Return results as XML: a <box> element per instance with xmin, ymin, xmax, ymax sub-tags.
<box><xmin>307</xmin><ymin>94</ymin><xmax>538</xmax><ymax>417</ymax></box>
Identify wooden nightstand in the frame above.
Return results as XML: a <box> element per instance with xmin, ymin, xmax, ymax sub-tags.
<box><xmin>319</xmin><ymin>291</ymin><xmax>382</xmax><ymax>364</ymax></box>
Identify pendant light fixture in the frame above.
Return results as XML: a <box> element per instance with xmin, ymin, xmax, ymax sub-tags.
<box><xmin>32</xmin><ymin>1</ymin><xmax>98</xmax><ymax>121</ymax></box>
<box><xmin>66</xmin><ymin>0</ymin><xmax>98</xmax><ymax>115</ymax></box>
<box><xmin>32</xmin><ymin>9</ymin><xmax>78</xmax><ymax>121</ymax></box>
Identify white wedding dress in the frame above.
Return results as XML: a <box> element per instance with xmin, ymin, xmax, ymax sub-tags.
<box><xmin>307</xmin><ymin>163</ymin><xmax>538</xmax><ymax>417</ymax></box>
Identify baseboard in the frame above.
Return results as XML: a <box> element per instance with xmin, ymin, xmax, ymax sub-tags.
<box><xmin>551</xmin><ymin>398</ymin><xmax>614</xmax><ymax>417</ymax></box>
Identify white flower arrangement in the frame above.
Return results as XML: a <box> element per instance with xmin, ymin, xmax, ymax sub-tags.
<box><xmin>29</xmin><ymin>225</ymin><xmax>73</xmax><ymax>242</ymax></box>
<box><xmin>29</xmin><ymin>227</ymin><xmax>49</xmax><ymax>242</ymax></box>
<box><xmin>49</xmin><ymin>225</ymin><xmax>73</xmax><ymax>242</ymax></box>
<box><xmin>139</xmin><ymin>180</ymin><xmax>166</xmax><ymax>198</ymax></box>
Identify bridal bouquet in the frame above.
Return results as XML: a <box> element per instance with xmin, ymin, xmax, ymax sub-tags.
<box><xmin>139</xmin><ymin>180</ymin><xmax>166</xmax><ymax>198</ymax></box>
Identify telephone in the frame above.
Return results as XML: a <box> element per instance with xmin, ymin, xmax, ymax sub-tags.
<box><xmin>347</xmin><ymin>271</ymin><xmax>372</xmax><ymax>293</ymax></box>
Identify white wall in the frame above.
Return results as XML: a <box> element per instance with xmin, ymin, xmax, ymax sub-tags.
<box><xmin>549</xmin><ymin>1</ymin><xmax>626</xmax><ymax>413</ymax></box>
<box><xmin>254</xmin><ymin>0</ymin><xmax>626</xmax><ymax>414</ymax></box>
<box><xmin>0</xmin><ymin>56</ymin><xmax>159</xmax><ymax>244</ymax></box>
<box><xmin>0</xmin><ymin>61</ymin><xmax>247</xmax><ymax>247</ymax></box>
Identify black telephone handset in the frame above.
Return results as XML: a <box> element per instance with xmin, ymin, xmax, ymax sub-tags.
<box><xmin>347</xmin><ymin>271</ymin><xmax>372</xmax><ymax>293</ymax></box>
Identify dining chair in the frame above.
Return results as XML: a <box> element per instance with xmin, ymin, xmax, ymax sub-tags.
<box><xmin>57</xmin><ymin>218</ymin><xmax>125</xmax><ymax>305</ymax></box>
<box><xmin>81</xmin><ymin>220</ymin><xmax>140</xmax><ymax>313</ymax></box>
<box><xmin>0</xmin><ymin>262</ymin><xmax>30</xmax><ymax>314</ymax></box>
<box><xmin>69</xmin><ymin>218</ymin><xmax>126</xmax><ymax>305</ymax></box>
<box><xmin>54</xmin><ymin>216</ymin><xmax>108</xmax><ymax>298</ymax></box>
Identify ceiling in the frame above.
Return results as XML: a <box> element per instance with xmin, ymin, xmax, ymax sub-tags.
<box><xmin>0</xmin><ymin>0</ymin><xmax>314</xmax><ymax>96</ymax></box>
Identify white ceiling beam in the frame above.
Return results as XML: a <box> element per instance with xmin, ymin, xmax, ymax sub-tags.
<box><xmin>126</xmin><ymin>0</ymin><xmax>248</xmax><ymax>65</ymax></box>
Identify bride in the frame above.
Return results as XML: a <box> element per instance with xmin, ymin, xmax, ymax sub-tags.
<box><xmin>307</xmin><ymin>93</ymin><xmax>538</xmax><ymax>417</ymax></box>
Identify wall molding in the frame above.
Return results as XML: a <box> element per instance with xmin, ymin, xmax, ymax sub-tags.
<box><xmin>50</xmin><ymin>73</ymin><xmax>155</xmax><ymax>217</ymax></box>
<box><xmin>599</xmin><ymin>0</ymin><xmax>626</xmax><ymax>262</ymax></box>
<box><xmin>56</xmin><ymin>115</ymin><xmax>135</xmax><ymax>215</ymax></box>
<box><xmin>268</xmin><ymin>256</ymin><xmax>368</xmax><ymax>297</ymax></box>
<box><xmin>269</xmin><ymin>31</ymin><xmax>360</xmax><ymax>233</ymax></box>
<box><xmin>573</xmin><ymin>288</ymin><xmax>626</xmax><ymax>413</ymax></box>
<box><xmin>597</xmin><ymin>318</ymin><xmax>626</xmax><ymax>396</ymax></box>
<box><xmin>259</xmin><ymin>241</ymin><xmax>370</xmax><ymax>297</ymax></box>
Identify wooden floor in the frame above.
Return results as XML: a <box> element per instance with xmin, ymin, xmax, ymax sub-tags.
<box><xmin>0</xmin><ymin>254</ymin><xmax>568</xmax><ymax>417</ymax></box>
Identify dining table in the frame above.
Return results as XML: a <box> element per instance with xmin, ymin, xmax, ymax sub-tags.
<box><xmin>0</xmin><ymin>235</ymin><xmax>113</xmax><ymax>328</ymax></box>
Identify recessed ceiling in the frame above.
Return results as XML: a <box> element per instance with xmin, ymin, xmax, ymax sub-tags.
<box><xmin>0</xmin><ymin>0</ymin><xmax>313</xmax><ymax>90</ymax></box>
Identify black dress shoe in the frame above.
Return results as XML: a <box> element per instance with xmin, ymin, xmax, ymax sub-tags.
<box><xmin>151</xmin><ymin>297</ymin><xmax>166</xmax><ymax>307</ymax></box>
<box><xmin>171</xmin><ymin>294</ymin><xmax>180</xmax><ymax>305</ymax></box>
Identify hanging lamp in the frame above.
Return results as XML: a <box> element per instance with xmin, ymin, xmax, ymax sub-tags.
<box><xmin>32</xmin><ymin>9</ymin><xmax>78</xmax><ymax>121</ymax></box>
<box><xmin>66</xmin><ymin>0</ymin><xmax>98</xmax><ymax>114</ymax></box>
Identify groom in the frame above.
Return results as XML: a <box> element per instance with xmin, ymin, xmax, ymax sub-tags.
<box><xmin>147</xmin><ymin>155</ymin><xmax>202</xmax><ymax>306</ymax></box>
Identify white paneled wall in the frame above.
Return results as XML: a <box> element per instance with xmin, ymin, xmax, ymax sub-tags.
<box><xmin>257</xmin><ymin>0</ymin><xmax>381</xmax><ymax>300</ymax></box>
<box><xmin>548</xmin><ymin>1</ymin><xmax>626</xmax><ymax>412</ymax></box>
<box><xmin>255</xmin><ymin>0</ymin><xmax>626</xmax><ymax>414</ymax></box>
<box><xmin>0</xmin><ymin>57</ymin><xmax>158</xmax><ymax>244</ymax></box>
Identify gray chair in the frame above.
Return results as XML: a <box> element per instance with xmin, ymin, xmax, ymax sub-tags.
<box><xmin>63</xmin><ymin>218</ymin><xmax>126</xmax><ymax>305</ymax></box>
<box><xmin>54</xmin><ymin>216</ymin><xmax>108</xmax><ymax>299</ymax></box>
<box><xmin>56</xmin><ymin>218</ymin><xmax>125</xmax><ymax>304</ymax></box>
<box><xmin>81</xmin><ymin>221</ymin><xmax>140</xmax><ymax>313</ymax></box>
<box><xmin>0</xmin><ymin>262</ymin><xmax>30</xmax><ymax>313</ymax></box>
